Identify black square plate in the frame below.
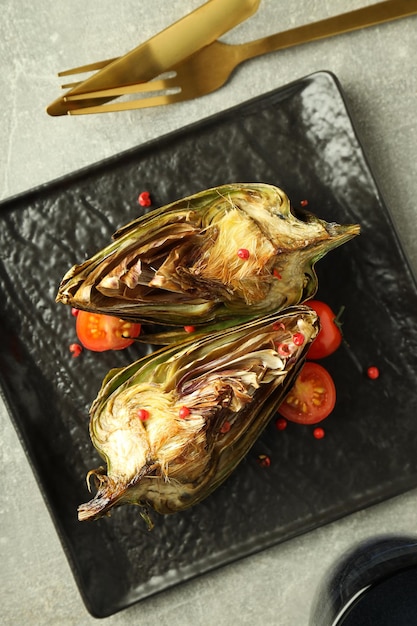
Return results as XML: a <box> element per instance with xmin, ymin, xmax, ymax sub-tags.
<box><xmin>1</xmin><ymin>71</ymin><xmax>417</xmax><ymax>618</ymax></box>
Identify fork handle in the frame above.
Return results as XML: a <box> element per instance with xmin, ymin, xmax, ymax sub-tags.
<box><xmin>237</xmin><ymin>0</ymin><xmax>417</xmax><ymax>61</ymax></box>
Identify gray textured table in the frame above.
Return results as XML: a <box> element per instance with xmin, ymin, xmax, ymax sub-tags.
<box><xmin>1</xmin><ymin>2</ymin><xmax>416</xmax><ymax>624</ymax></box>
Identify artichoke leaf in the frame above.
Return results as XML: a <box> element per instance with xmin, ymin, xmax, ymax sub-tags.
<box><xmin>57</xmin><ymin>183</ymin><xmax>359</xmax><ymax>329</ymax></box>
<box><xmin>78</xmin><ymin>306</ymin><xmax>319</xmax><ymax>522</ymax></box>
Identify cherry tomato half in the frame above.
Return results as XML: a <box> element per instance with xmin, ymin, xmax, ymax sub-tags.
<box><xmin>307</xmin><ymin>300</ymin><xmax>342</xmax><ymax>360</ymax></box>
<box><xmin>76</xmin><ymin>311</ymin><xmax>141</xmax><ymax>352</ymax></box>
<box><xmin>278</xmin><ymin>362</ymin><xmax>336</xmax><ymax>424</ymax></box>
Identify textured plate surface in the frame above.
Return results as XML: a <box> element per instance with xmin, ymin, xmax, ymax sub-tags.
<box><xmin>1</xmin><ymin>71</ymin><xmax>417</xmax><ymax>618</ymax></box>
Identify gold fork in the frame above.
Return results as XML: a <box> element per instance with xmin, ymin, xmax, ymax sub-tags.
<box><xmin>64</xmin><ymin>0</ymin><xmax>417</xmax><ymax>115</ymax></box>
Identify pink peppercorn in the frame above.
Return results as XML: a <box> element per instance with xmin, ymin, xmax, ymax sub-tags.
<box><xmin>276</xmin><ymin>342</ymin><xmax>292</xmax><ymax>357</ymax></box>
<box><xmin>179</xmin><ymin>406</ymin><xmax>191</xmax><ymax>419</ymax></box>
<box><xmin>367</xmin><ymin>366</ymin><xmax>380</xmax><ymax>380</ymax></box>
<box><xmin>313</xmin><ymin>427</ymin><xmax>325</xmax><ymax>439</ymax></box>
<box><xmin>257</xmin><ymin>454</ymin><xmax>271</xmax><ymax>468</ymax></box>
<box><xmin>138</xmin><ymin>191</ymin><xmax>152</xmax><ymax>207</ymax></box>
<box><xmin>292</xmin><ymin>332</ymin><xmax>305</xmax><ymax>346</ymax></box>
<box><xmin>275</xmin><ymin>417</ymin><xmax>287</xmax><ymax>431</ymax></box>
<box><xmin>137</xmin><ymin>409</ymin><xmax>149</xmax><ymax>421</ymax></box>
<box><xmin>69</xmin><ymin>343</ymin><xmax>82</xmax><ymax>358</ymax></box>
<box><xmin>237</xmin><ymin>248</ymin><xmax>250</xmax><ymax>259</ymax></box>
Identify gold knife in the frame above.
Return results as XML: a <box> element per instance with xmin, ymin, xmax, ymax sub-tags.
<box><xmin>47</xmin><ymin>0</ymin><xmax>261</xmax><ymax>116</ymax></box>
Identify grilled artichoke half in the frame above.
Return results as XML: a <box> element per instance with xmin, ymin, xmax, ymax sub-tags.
<box><xmin>57</xmin><ymin>184</ymin><xmax>359</xmax><ymax>329</ymax></box>
<box><xmin>78</xmin><ymin>306</ymin><xmax>319</xmax><ymax>522</ymax></box>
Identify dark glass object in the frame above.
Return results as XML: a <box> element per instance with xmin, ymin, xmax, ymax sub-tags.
<box><xmin>311</xmin><ymin>537</ymin><xmax>417</xmax><ymax>626</ymax></box>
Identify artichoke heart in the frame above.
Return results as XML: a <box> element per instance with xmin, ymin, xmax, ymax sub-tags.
<box><xmin>56</xmin><ymin>183</ymin><xmax>359</xmax><ymax>327</ymax></box>
<box><xmin>78</xmin><ymin>306</ymin><xmax>319</xmax><ymax>522</ymax></box>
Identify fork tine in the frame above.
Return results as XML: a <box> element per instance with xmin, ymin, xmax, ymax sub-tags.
<box><xmin>58</xmin><ymin>57</ymin><xmax>118</xmax><ymax>77</ymax></box>
<box><xmin>61</xmin><ymin>81</ymin><xmax>83</xmax><ymax>90</ymax></box>
<box><xmin>64</xmin><ymin>78</ymin><xmax>176</xmax><ymax>102</ymax></box>
<box><xmin>67</xmin><ymin>91</ymin><xmax>184</xmax><ymax>115</ymax></box>
<box><xmin>59</xmin><ymin>59</ymin><xmax>119</xmax><ymax>89</ymax></box>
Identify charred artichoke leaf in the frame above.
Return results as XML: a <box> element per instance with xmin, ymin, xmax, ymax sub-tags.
<box><xmin>78</xmin><ymin>305</ymin><xmax>319</xmax><ymax>522</ymax></box>
<box><xmin>56</xmin><ymin>183</ymin><xmax>359</xmax><ymax>328</ymax></box>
